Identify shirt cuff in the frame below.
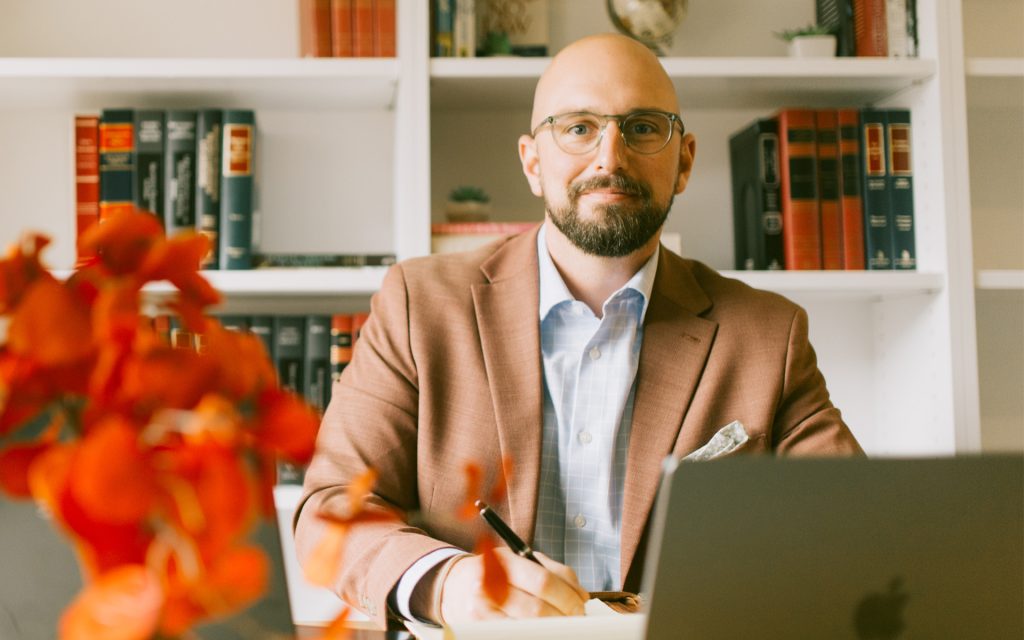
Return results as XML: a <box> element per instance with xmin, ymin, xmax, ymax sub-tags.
<box><xmin>389</xmin><ymin>547</ymin><xmax>468</xmax><ymax>622</ymax></box>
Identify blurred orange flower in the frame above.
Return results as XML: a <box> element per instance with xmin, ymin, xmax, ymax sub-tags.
<box><xmin>0</xmin><ymin>210</ymin><xmax>321</xmax><ymax>638</ymax></box>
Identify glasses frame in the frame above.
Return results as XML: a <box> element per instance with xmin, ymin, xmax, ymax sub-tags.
<box><xmin>531</xmin><ymin>109</ymin><xmax>685</xmax><ymax>156</ymax></box>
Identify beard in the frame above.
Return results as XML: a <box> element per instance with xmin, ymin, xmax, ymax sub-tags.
<box><xmin>546</xmin><ymin>173</ymin><xmax>674</xmax><ymax>258</ymax></box>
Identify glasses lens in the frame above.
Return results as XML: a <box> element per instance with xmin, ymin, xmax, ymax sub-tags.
<box><xmin>622</xmin><ymin>112</ymin><xmax>673</xmax><ymax>154</ymax></box>
<box><xmin>551</xmin><ymin>113</ymin><xmax>604</xmax><ymax>154</ymax></box>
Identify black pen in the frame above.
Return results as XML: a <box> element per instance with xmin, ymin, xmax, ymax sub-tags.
<box><xmin>474</xmin><ymin>499</ymin><xmax>542</xmax><ymax>565</ymax></box>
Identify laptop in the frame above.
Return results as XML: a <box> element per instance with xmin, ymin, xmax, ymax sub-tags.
<box><xmin>641</xmin><ymin>455</ymin><xmax>1024</xmax><ymax>640</ymax></box>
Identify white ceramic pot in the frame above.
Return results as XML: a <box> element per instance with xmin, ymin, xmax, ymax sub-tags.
<box><xmin>787</xmin><ymin>34</ymin><xmax>837</xmax><ymax>58</ymax></box>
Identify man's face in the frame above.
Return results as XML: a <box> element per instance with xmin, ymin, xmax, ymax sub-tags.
<box><xmin>519</xmin><ymin>37</ymin><xmax>696</xmax><ymax>258</ymax></box>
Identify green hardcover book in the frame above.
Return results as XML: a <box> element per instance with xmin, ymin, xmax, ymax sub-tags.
<box><xmin>886</xmin><ymin>109</ymin><xmax>916</xmax><ymax>270</ymax></box>
<box><xmin>98</xmin><ymin>108</ymin><xmax>136</xmax><ymax>221</ymax></box>
<box><xmin>728</xmin><ymin>117</ymin><xmax>783</xmax><ymax>271</ymax></box>
<box><xmin>330</xmin><ymin>313</ymin><xmax>353</xmax><ymax>382</ymax></box>
<box><xmin>196</xmin><ymin>109</ymin><xmax>223</xmax><ymax>270</ymax></box>
<box><xmin>217</xmin><ymin>314</ymin><xmax>249</xmax><ymax>332</ymax></box>
<box><xmin>860</xmin><ymin>108</ymin><xmax>894</xmax><ymax>270</ymax></box>
<box><xmin>248</xmin><ymin>315</ymin><xmax>274</xmax><ymax>360</ymax></box>
<box><xmin>303</xmin><ymin>315</ymin><xmax>332</xmax><ymax>416</ymax></box>
<box><xmin>133</xmin><ymin>110</ymin><xmax>164</xmax><ymax>220</ymax></box>
<box><xmin>273</xmin><ymin>315</ymin><xmax>306</xmax><ymax>485</ymax></box>
<box><xmin>164</xmin><ymin>110</ymin><xmax>198</xmax><ymax>237</ymax></box>
<box><xmin>219</xmin><ymin>110</ymin><xmax>256</xmax><ymax>270</ymax></box>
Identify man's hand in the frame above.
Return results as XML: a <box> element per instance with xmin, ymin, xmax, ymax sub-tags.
<box><xmin>438</xmin><ymin>549</ymin><xmax>588</xmax><ymax>622</ymax></box>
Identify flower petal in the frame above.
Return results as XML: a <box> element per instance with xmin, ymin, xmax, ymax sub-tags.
<box><xmin>58</xmin><ymin>564</ymin><xmax>163</xmax><ymax>640</ymax></box>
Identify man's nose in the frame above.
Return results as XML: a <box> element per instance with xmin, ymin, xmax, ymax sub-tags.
<box><xmin>592</xmin><ymin>121</ymin><xmax>628</xmax><ymax>173</ymax></box>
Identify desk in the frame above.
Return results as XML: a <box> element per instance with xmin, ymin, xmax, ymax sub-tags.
<box><xmin>295</xmin><ymin>621</ymin><xmax>411</xmax><ymax>639</ymax></box>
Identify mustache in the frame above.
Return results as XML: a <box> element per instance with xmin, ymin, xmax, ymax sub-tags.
<box><xmin>568</xmin><ymin>174</ymin><xmax>651</xmax><ymax>201</ymax></box>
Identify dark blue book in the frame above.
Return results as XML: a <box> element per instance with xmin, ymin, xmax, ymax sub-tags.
<box><xmin>886</xmin><ymin>109</ymin><xmax>915</xmax><ymax>270</ymax></box>
<box><xmin>729</xmin><ymin>117</ymin><xmax>783</xmax><ymax>270</ymax></box>
<box><xmin>303</xmin><ymin>315</ymin><xmax>332</xmax><ymax>416</ymax></box>
<box><xmin>164</xmin><ymin>110</ymin><xmax>198</xmax><ymax>237</ymax></box>
<box><xmin>196</xmin><ymin>109</ymin><xmax>223</xmax><ymax>269</ymax></box>
<box><xmin>860</xmin><ymin>108</ymin><xmax>893</xmax><ymax>270</ymax></box>
<box><xmin>219</xmin><ymin>110</ymin><xmax>255</xmax><ymax>269</ymax></box>
<box><xmin>98</xmin><ymin>108</ymin><xmax>136</xmax><ymax>221</ymax></box>
<box><xmin>133</xmin><ymin>110</ymin><xmax>164</xmax><ymax>221</ymax></box>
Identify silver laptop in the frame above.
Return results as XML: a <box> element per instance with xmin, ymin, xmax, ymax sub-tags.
<box><xmin>640</xmin><ymin>456</ymin><xmax>1024</xmax><ymax>639</ymax></box>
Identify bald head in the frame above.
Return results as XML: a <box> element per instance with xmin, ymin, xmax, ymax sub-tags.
<box><xmin>531</xmin><ymin>34</ymin><xmax>680</xmax><ymax>130</ymax></box>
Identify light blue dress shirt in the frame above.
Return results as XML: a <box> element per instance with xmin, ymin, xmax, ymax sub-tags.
<box><xmin>391</xmin><ymin>226</ymin><xmax>658</xmax><ymax>617</ymax></box>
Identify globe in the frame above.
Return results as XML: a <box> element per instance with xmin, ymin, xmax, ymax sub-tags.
<box><xmin>607</xmin><ymin>0</ymin><xmax>688</xmax><ymax>54</ymax></box>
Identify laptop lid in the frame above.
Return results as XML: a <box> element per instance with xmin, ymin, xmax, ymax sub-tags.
<box><xmin>639</xmin><ymin>456</ymin><xmax>1023</xmax><ymax>640</ymax></box>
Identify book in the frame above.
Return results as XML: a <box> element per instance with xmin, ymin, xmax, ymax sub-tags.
<box><xmin>815</xmin><ymin>110</ymin><xmax>843</xmax><ymax>270</ymax></box>
<box><xmin>777</xmin><ymin>109</ymin><xmax>822</xmax><ymax>270</ymax></box>
<box><xmin>816</xmin><ymin>0</ymin><xmax>856</xmax><ymax>57</ymax></box>
<box><xmin>454</xmin><ymin>0</ymin><xmax>476</xmax><ymax>57</ymax></box>
<box><xmin>196</xmin><ymin>109</ymin><xmax>223</xmax><ymax>269</ymax></box>
<box><xmin>836</xmin><ymin>108</ymin><xmax>866</xmax><ymax>270</ymax></box>
<box><xmin>905</xmin><ymin>0</ymin><xmax>918</xmax><ymax>57</ymax></box>
<box><xmin>431</xmin><ymin>221</ymin><xmax>536</xmax><ymax>254</ymax></box>
<box><xmin>252</xmin><ymin>253</ymin><xmax>397</xmax><ymax>267</ymax></box>
<box><xmin>434</xmin><ymin>0</ymin><xmax>454</xmax><ymax>56</ymax></box>
<box><xmin>168</xmin><ymin>316</ymin><xmax>196</xmax><ymax>351</ymax></box>
<box><xmin>217</xmin><ymin>315</ymin><xmax>249</xmax><ymax>332</ymax></box>
<box><xmin>164</xmin><ymin>110</ymin><xmax>198</xmax><ymax>237</ymax></box>
<box><xmin>303</xmin><ymin>315</ymin><xmax>332</xmax><ymax>416</ymax></box>
<box><xmin>74</xmin><ymin>115</ymin><xmax>100</xmax><ymax>268</ymax></box>
<box><xmin>330</xmin><ymin>314</ymin><xmax>354</xmax><ymax>381</ymax></box>
<box><xmin>860</xmin><ymin>108</ymin><xmax>894</xmax><ymax>270</ymax></box>
<box><xmin>273</xmin><ymin>315</ymin><xmax>306</xmax><ymax>485</ymax></box>
<box><xmin>133</xmin><ymin>110</ymin><xmax>164</xmax><ymax>220</ymax></box>
<box><xmin>98</xmin><ymin>109</ymin><xmax>136</xmax><ymax>222</ymax></box>
<box><xmin>249</xmin><ymin>315</ymin><xmax>275</xmax><ymax>358</ymax></box>
<box><xmin>728</xmin><ymin>117</ymin><xmax>784</xmax><ymax>271</ymax></box>
<box><xmin>374</xmin><ymin>0</ymin><xmax>397</xmax><ymax>57</ymax></box>
<box><xmin>298</xmin><ymin>0</ymin><xmax>333</xmax><ymax>57</ymax></box>
<box><xmin>330</xmin><ymin>0</ymin><xmax>354</xmax><ymax>57</ymax></box>
<box><xmin>885</xmin><ymin>0</ymin><xmax>908</xmax><ymax>59</ymax></box>
<box><xmin>220</xmin><ymin>110</ymin><xmax>256</xmax><ymax>270</ymax></box>
<box><xmin>352</xmin><ymin>0</ymin><xmax>375</xmax><ymax>57</ymax></box>
<box><xmin>853</xmin><ymin>0</ymin><xmax>888</xmax><ymax>57</ymax></box>
<box><xmin>886</xmin><ymin>109</ymin><xmax>915</xmax><ymax>270</ymax></box>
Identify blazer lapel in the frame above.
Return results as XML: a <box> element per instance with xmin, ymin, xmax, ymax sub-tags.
<box><xmin>620</xmin><ymin>251</ymin><xmax>717</xmax><ymax>581</ymax></box>
<box><xmin>471</xmin><ymin>228</ymin><xmax>544</xmax><ymax>541</ymax></box>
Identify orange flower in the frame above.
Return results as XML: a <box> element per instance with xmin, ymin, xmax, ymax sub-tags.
<box><xmin>0</xmin><ymin>233</ymin><xmax>52</xmax><ymax>314</ymax></box>
<box><xmin>69</xmin><ymin>417</ymin><xmax>158</xmax><ymax>525</ymax></box>
<box><xmin>78</xmin><ymin>208</ymin><xmax>163</xmax><ymax>276</ymax></box>
<box><xmin>253</xmin><ymin>387</ymin><xmax>319</xmax><ymax>465</ymax></box>
<box><xmin>0</xmin><ymin>440</ymin><xmax>51</xmax><ymax>497</ymax></box>
<box><xmin>476</xmin><ymin>535</ymin><xmax>510</xmax><ymax>607</ymax></box>
<box><xmin>58</xmin><ymin>564</ymin><xmax>163</xmax><ymax>640</ymax></box>
<box><xmin>7</xmin><ymin>278</ymin><xmax>94</xmax><ymax>367</ymax></box>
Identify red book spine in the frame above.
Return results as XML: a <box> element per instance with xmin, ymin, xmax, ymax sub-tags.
<box><xmin>815</xmin><ymin>110</ymin><xmax>843</xmax><ymax>270</ymax></box>
<box><xmin>777</xmin><ymin>109</ymin><xmax>822</xmax><ymax>270</ymax></box>
<box><xmin>352</xmin><ymin>0</ymin><xmax>375</xmax><ymax>57</ymax></box>
<box><xmin>299</xmin><ymin>0</ymin><xmax>332</xmax><ymax>57</ymax></box>
<box><xmin>330</xmin><ymin>0</ymin><xmax>354</xmax><ymax>57</ymax></box>
<box><xmin>837</xmin><ymin>108</ymin><xmax>866</xmax><ymax>270</ymax></box>
<box><xmin>75</xmin><ymin>115</ymin><xmax>100</xmax><ymax>268</ymax></box>
<box><xmin>853</xmin><ymin>0</ymin><xmax>888</xmax><ymax>57</ymax></box>
<box><xmin>374</xmin><ymin>0</ymin><xmax>396</xmax><ymax>57</ymax></box>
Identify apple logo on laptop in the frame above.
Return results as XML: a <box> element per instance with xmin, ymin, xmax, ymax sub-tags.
<box><xmin>853</xmin><ymin>577</ymin><xmax>909</xmax><ymax>639</ymax></box>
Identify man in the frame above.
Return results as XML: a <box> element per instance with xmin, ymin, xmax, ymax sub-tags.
<box><xmin>295</xmin><ymin>33</ymin><xmax>862</xmax><ymax>628</ymax></box>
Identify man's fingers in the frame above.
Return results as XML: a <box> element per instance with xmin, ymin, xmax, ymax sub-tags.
<box><xmin>500</xmin><ymin>550</ymin><xmax>587</xmax><ymax>616</ymax></box>
<box><xmin>496</xmin><ymin>585</ymin><xmax>569</xmax><ymax>618</ymax></box>
<box><xmin>534</xmin><ymin>551</ymin><xmax>591</xmax><ymax>602</ymax></box>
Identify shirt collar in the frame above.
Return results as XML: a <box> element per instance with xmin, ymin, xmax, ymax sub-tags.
<box><xmin>537</xmin><ymin>224</ymin><xmax>659</xmax><ymax>322</ymax></box>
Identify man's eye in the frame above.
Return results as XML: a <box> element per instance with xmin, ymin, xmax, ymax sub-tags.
<box><xmin>565</xmin><ymin>122</ymin><xmax>595</xmax><ymax>136</ymax></box>
<box><xmin>628</xmin><ymin>120</ymin><xmax>661</xmax><ymax>135</ymax></box>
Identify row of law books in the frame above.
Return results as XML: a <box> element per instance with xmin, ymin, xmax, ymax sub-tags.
<box><xmin>816</xmin><ymin>0</ymin><xmax>919</xmax><ymax>58</ymax></box>
<box><xmin>159</xmin><ymin>312</ymin><xmax>370</xmax><ymax>484</ymax></box>
<box><xmin>298</xmin><ymin>0</ymin><xmax>396</xmax><ymax>57</ymax></box>
<box><xmin>432</xmin><ymin>0</ymin><xmax>549</xmax><ymax>58</ymax></box>
<box><xmin>729</xmin><ymin>107</ymin><xmax>915</xmax><ymax>271</ymax></box>
<box><xmin>76</xmin><ymin>109</ymin><xmax>256</xmax><ymax>270</ymax></box>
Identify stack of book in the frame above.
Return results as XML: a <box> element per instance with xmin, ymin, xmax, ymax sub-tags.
<box><xmin>816</xmin><ymin>0</ymin><xmax>919</xmax><ymax>58</ymax></box>
<box><xmin>76</xmin><ymin>109</ymin><xmax>256</xmax><ymax>270</ymax></box>
<box><xmin>298</xmin><ymin>0</ymin><xmax>396</xmax><ymax>57</ymax></box>
<box><xmin>431</xmin><ymin>221</ymin><xmax>537</xmax><ymax>254</ymax></box>
<box><xmin>729</xmin><ymin>108</ymin><xmax>915</xmax><ymax>271</ymax></box>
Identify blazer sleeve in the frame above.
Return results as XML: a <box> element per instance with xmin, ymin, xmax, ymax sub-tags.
<box><xmin>293</xmin><ymin>263</ymin><xmax>454</xmax><ymax>627</ymax></box>
<box><xmin>772</xmin><ymin>306</ymin><xmax>864</xmax><ymax>456</ymax></box>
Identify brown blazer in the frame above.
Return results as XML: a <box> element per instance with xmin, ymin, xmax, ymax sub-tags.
<box><xmin>294</xmin><ymin>226</ymin><xmax>862</xmax><ymax>625</ymax></box>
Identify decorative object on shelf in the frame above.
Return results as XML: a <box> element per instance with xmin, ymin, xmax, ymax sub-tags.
<box><xmin>481</xmin><ymin>29</ymin><xmax>514</xmax><ymax>56</ymax></box>
<box><xmin>0</xmin><ymin>210</ymin><xmax>320</xmax><ymax>638</ymax></box>
<box><xmin>478</xmin><ymin>0</ymin><xmax>550</xmax><ymax>57</ymax></box>
<box><xmin>606</xmin><ymin>0</ymin><xmax>688</xmax><ymax>55</ymax></box>
<box><xmin>445</xmin><ymin>185</ymin><xmax>492</xmax><ymax>222</ymax></box>
<box><xmin>774</xmin><ymin>23</ymin><xmax>838</xmax><ymax>58</ymax></box>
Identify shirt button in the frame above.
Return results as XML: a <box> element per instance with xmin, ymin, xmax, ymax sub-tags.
<box><xmin>574</xmin><ymin>514</ymin><xmax>587</xmax><ymax>528</ymax></box>
<box><xmin>589</xmin><ymin>346</ymin><xmax>601</xmax><ymax>360</ymax></box>
<box><xmin>578</xmin><ymin>430</ymin><xmax>593</xmax><ymax>444</ymax></box>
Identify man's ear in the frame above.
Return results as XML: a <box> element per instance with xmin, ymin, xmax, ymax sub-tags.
<box><xmin>519</xmin><ymin>133</ymin><xmax>544</xmax><ymax>197</ymax></box>
<box><xmin>674</xmin><ymin>132</ymin><xmax>697</xmax><ymax>195</ymax></box>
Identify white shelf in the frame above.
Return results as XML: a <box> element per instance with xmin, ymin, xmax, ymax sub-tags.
<box><xmin>965</xmin><ymin>57</ymin><xmax>1024</xmax><ymax>108</ymax></box>
<box><xmin>722</xmin><ymin>271</ymin><xmax>945</xmax><ymax>299</ymax></box>
<box><xmin>966</xmin><ymin>57</ymin><xmax>1024</xmax><ymax>77</ymax></box>
<box><xmin>0</xmin><ymin>58</ymin><xmax>400</xmax><ymax>110</ymax></box>
<box><xmin>431</xmin><ymin>57</ymin><xmax>937</xmax><ymax>109</ymax></box>
<box><xmin>976</xmin><ymin>269</ymin><xmax>1024</xmax><ymax>290</ymax></box>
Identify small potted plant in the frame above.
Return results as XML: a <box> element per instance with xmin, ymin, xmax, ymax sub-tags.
<box><xmin>774</xmin><ymin>23</ymin><xmax>837</xmax><ymax>58</ymax></box>
<box><xmin>445</xmin><ymin>185</ymin><xmax>492</xmax><ymax>222</ymax></box>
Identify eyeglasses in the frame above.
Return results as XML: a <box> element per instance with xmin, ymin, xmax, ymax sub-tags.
<box><xmin>531</xmin><ymin>110</ymin><xmax>684</xmax><ymax>155</ymax></box>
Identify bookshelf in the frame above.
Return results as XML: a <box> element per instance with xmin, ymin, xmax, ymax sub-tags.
<box><xmin>0</xmin><ymin>1</ymin><xmax>1006</xmax><ymax>456</ymax></box>
<box><xmin>962</xmin><ymin>0</ymin><xmax>1024</xmax><ymax>452</ymax></box>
